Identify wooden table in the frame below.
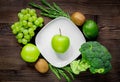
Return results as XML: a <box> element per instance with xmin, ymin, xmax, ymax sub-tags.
<box><xmin>0</xmin><ymin>0</ymin><xmax>120</xmax><ymax>82</ymax></box>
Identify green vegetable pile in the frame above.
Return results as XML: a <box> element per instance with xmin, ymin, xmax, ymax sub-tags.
<box><xmin>70</xmin><ymin>41</ymin><xmax>112</xmax><ymax>75</ymax></box>
<box><xmin>10</xmin><ymin>0</ymin><xmax>112</xmax><ymax>82</ymax></box>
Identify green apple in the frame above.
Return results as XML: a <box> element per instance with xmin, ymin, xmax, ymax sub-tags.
<box><xmin>51</xmin><ymin>34</ymin><xmax>70</xmax><ymax>54</ymax></box>
<box><xmin>21</xmin><ymin>43</ymin><xmax>40</xmax><ymax>62</ymax></box>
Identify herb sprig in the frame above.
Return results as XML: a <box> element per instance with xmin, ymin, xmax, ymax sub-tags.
<box><xmin>49</xmin><ymin>64</ymin><xmax>75</xmax><ymax>82</ymax></box>
<box><xmin>29</xmin><ymin>0</ymin><xmax>70</xmax><ymax>19</ymax></box>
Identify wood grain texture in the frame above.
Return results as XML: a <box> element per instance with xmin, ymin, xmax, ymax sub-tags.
<box><xmin>0</xmin><ymin>0</ymin><xmax>120</xmax><ymax>82</ymax></box>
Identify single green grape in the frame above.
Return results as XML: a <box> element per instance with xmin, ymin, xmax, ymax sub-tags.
<box><xmin>31</xmin><ymin>9</ymin><xmax>36</xmax><ymax>13</ymax></box>
<box><xmin>32</xmin><ymin>16</ymin><xmax>37</xmax><ymax>22</ymax></box>
<box><xmin>22</xmin><ymin>20</ymin><xmax>27</xmax><ymax>26</ymax></box>
<box><xmin>14</xmin><ymin>22</ymin><xmax>20</xmax><ymax>27</ymax></box>
<box><xmin>32</xmin><ymin>25</ymin><xmax>37</xmax><ymax>30</ymax></box>
<box><xmin>16</xmin><ymin>32</ymin><xmax>23</xmax><ymax>39</ymax></box>
<box><xmin>19</xmin><ymin>21</ymin><xmax>23</xmax><ymax>27</ymax></box>
<box><xmin>26</xmin><ymin>14</ymin><xmax>31</xmax><ymax>19</ymax></box>
<box><xmin>24</xmin><ymin>34</ymin><xmax>31</xmax><ymax>40</ymax></box>
<box><xmin>11</xmin><ymin>24</ymin><xmax>15</xmax><ymax>30</ymax></box>
<box><xmin>34</xmin><ymin>20</ymin><xmax>40</xmax><ymax>26</ymax></box>
<box><xmin>20</xmin><ymin>27</ymin><xmax>25</xmax><ymax>32</ymax></box>
<box><xmin>32</xmin><ymin>13</ymin><xmax>37</xmax><ymax>17</ymax></box>
<box><xmin>26</xmin><ymin>8</ymin><xmax>31</xmax><ymax>13</ymax></box>
<box><xmin>18</xmin><ymin>39</ymin><xmax>22</xmax><ymax>43</ymax></box>
<box><xmin>18</xmin><ymin>13</ymin><xmax>24</xmax><ymax>19</ymax></box>
<box><xmin>23</xmin><ymin>29</ymin><xmax>28</xmax><ymax>35</ymax></box>
<box><xmin>28</xmin><ymin>22</ymin><xmax>33</xmax><ymax>28</ymax></box>
<box><xmin>29</xmin><ymin>31</ymin><xmax>35</xmax><ymax>37</ymax></box>
<box><xmin>21</xmin><ymin>9</ymin><xmax>27</xmax><ymax>15</ymax></box>
<box><xmin>29</xmin><ymin>9</ymin><xmax>36</xmax><ymax>16</ymax></box>
<box><xmin>14</xmin><ymin>26</ymin><xmax>20</xmax><ymax>33</ymax></box>
<box><xmin>19</xmin><ymin>15</ymin><xmax>25</xmax><ymax>21</ymax></box>
<box><xmin>28</xmin><ymin>17</ymin><xmax>33</xmax><ymax>22</ymax></box>
<box><xmin>22</xmin><ymin>38</ymin><xmax>28</xmax><ymax>45</ymax></box>
<box><xmin>12</xmin><ymin>29</ymin><xmax>17</xmax><ymax>34</ymax></box>
<box><xmin>23</xmin><ymin>15</ymin><xmax>28</xmax><ymax>20</ymax></box>
<box><xmin>37</xmin><ymin>17</ymin><xmax>44</xmax><ymax>23</ymax></box>
<box><xmin>39</xmin><ymin>23</ymin><xmax>43</xmax><ymax>27</ymax></box>
<box><xmin>28</xmin><ymin>28</ymin><xmax>34</xmax><ymax>33</ymax></box>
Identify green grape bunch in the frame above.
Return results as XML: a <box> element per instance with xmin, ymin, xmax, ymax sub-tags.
<box><xmin>11</xmin><ymin>8</ymin><xmax>44</xmax><ymax>45</ymax></box>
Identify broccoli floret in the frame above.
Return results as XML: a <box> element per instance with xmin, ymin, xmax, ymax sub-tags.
<box><xmin>80</xmin><ymin>41</ymin><xmax>112</xmax><ymax>74</ymax></box>
<box><xmin>70</xmin><ymin>41</ymin><xmax>112</xmax><ymax>75</ymax></box>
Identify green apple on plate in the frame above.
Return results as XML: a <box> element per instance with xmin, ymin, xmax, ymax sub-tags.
<box><xmin>35</xmin><ymin>17</ymin><xmax>86</xmax><ymax>67</ymax></box>
<box><xmin>51</xmin><ymin>29</ymin><xmax>70</xmax><ymax>54</ymax></box>
<box><xmin>21</xmin><ymin>43</ymin><xmax>40</xmax><ymax>62</ymax></box>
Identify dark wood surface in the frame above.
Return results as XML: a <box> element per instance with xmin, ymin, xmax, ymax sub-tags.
<box><xmin>0</xmin><ymin>0</ymin><xmax>120</xmax><ymax>82</ymax></box>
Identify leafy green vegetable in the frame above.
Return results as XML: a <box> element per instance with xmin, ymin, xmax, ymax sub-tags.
<box><xmin>49</xmin><ymin>64</ymin><xmax>74</xmax><ymax>82</ymax></box>
<box><xmin>70</xmin><ymin>41</ymin><xmax>112</xmax><ymax>74</ymax></box>
<box><xmin>29</xmin><ymin>0</ymin><xmax>70</xmax><ymax>19</ymax></box>
<box><xmin>70</xmin><ymin>60</ymin><xmax>81</xmax><ymax>74</ymax></box>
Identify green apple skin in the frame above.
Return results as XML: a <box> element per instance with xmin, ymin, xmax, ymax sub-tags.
<box><xmin>51</xmin><ymin>34</ymin><xmax>70</xmax><ymax>54</ymax></box>
<box><xmin>21</xmin><ymin>43</ymin><xmax>40</xmax><ymax>62</ymax></box>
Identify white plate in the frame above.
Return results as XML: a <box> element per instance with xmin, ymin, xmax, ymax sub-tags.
<box><xmin>35</xmin><ymin>17</ymin><xmax>86</xmax><ymax>68</ymax></box>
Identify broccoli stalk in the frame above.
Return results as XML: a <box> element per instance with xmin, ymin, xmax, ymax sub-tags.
<box><xmin>70</xmin><ymin>41</ymin><xmax>112</xmax><ymax>74</ymax></box>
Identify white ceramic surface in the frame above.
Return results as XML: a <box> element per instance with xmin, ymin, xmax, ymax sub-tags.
<box><xmin>35</xmin><ymin>17</ymin><xmax>86</xmax><ymax>68</ymax></box>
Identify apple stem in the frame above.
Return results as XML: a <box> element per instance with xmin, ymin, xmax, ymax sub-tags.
<box><xmin>59</xmin><ymin>28</ymin><xmax>62</xmax><ymax>36</ymax></box>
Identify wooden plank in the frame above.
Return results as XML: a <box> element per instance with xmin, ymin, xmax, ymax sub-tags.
<box><xmin>98</xmin><ymin>26</ymin><xmax>120</xmax><ymax>40</ymax></box>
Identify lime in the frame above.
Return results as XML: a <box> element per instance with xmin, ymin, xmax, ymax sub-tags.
<box><xmin>82</xmin><ymin>20</ymin><xmax>99</xmax><ymax>40</ymax></box>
